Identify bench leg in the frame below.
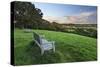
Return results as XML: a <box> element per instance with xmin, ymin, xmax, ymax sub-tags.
<box><xmin>53</xmin><ymin>46</ymin><xmax>55</xmax><ymax>53</ymax></box>
<box><xmin>52</xmin><ymin>42</ymin><xmax>55</xmax><ymax>53</ymax></box>
<box><xmin>41</xmin><ymin>48</ymin><xmax>44</xmax><ymax>55</ymax></box>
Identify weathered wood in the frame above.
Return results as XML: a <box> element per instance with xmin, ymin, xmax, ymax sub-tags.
<box><xmin>33</xmin><ymin>32</ymin><xmax>55</xmax><ymax>55</ymax></box>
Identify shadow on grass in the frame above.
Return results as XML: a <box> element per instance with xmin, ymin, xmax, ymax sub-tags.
<box><xmin>15</xmin><ymin>40</ymin><xmax>97</xmax><ymax>66</ymax></box>
<box><xmin>24</xmin><ymin>40</ymin><xmax>63</xmax><ymax>65</ymax></box>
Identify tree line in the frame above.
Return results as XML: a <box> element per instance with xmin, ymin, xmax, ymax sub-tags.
<box><xmin>13</xmin><ymin>1</ymin><xmax>97</xmax><ymax>38</ymax></box>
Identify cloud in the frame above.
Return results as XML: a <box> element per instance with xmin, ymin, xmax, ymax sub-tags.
<box><xmin>79</xmin><ymin>12</ymin><xmax>94</xmax><ymax>17</ymax></box>
<box><xmin>43</xmin><ymin>11</ymin><xmax>97</xmax><ymax>24</ymax></box>
<box><xmin>43</xmin><ymin>16</ymin><xmax>68</xmax><ymax>24</ymax></box>
<box><xmin>66</xmin><ymin>16</ymin><xmax>78</xmax><ymax>24</ymax></box>
<box><xmin>75</xmin><ymin>11</ymin><xmax>97</xmax><ymax>24</ymax></box>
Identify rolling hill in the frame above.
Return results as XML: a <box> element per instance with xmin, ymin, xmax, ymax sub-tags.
<box><xmin>14</xmin><ymin>29</ymin><xmax>97</xmax><ymax>65</ymax></box>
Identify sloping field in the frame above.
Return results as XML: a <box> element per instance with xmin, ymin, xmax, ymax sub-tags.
<box><xmin>14</xmin><ymin>29</ymin><xmax>97</xmax><ymax>65</ymax></box>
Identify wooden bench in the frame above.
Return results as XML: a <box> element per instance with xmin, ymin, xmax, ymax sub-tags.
<box><xmin>33</xmin><ymin>32</ymin><xmax>55</xmax><ymax>55</ymax></box>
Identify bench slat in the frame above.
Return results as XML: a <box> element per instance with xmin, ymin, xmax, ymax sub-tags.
<box><xmin>33</xmin><ymin>32</ymin><xmax>55</xmax><ymax>55</ymax></box>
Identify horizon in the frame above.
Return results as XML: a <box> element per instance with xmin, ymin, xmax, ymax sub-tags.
<box><xmin>33</xmin><ymin>2</ymin><xmax>97</xmax><ymax>24</ymax></box>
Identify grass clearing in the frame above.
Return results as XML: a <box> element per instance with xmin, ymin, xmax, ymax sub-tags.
<box><xmin>14</xmin><ymin>29</ymin><xmax>97</xmax><ymax>65</ymax></box>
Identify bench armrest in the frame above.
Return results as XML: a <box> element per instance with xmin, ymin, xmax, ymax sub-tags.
<box><xmin>42</xmin><ymin>41</ymin><xmax>53</xmax><ymax>45</ymax></box>
<box><xmin>48</xmin><ymin>41</ymin><xmax>55</xmax><ymax>44</ymax></box>
<box><xmin>40</xmin><ymin>35</ymin><xmax>45</xmax><ymax>39</ymax></box>
<box><xmin>42</xmin><ymin>41</ymin><xmax>55</xmax><ymax>45</ymax></box>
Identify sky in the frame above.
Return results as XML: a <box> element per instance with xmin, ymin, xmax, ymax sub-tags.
<box><xmin>33</xmin><ymin>2</ymin><xmax>97</xmax><ymax>24</ymax></box>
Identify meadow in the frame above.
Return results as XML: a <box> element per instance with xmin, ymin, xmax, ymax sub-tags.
<box><xmin>14</xmin><ymin>29</ymin><xmax>97</xmax><ymax>65</ymax></box>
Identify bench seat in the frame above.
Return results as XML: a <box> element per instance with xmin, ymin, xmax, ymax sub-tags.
<box><xmin>33</xmin><ymin>32</ymin><xmax>55</xmax><ymax>55</ymax></box>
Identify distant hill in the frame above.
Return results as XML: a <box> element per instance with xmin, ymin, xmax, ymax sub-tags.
<box><xmin>61</xmin><ymin>24</ymin><xmax>97</xmax><ymax>27</ymax></box>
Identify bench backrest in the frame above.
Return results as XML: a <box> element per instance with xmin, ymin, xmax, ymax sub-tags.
<box><xmin>33</xmin><ymin>32</ymin><xmax>42</xmax><ymax>45</ymax></box>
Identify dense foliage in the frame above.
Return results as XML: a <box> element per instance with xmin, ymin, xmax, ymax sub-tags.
<box><xmin>13</xmin><ymin>1</ymin><xmax>43</xmax><ymax>29</ymax></box>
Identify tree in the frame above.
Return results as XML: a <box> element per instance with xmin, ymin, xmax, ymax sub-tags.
<box><xmin>13</xmin><ymin>1</ymin><xmax>43</xmax><ymax>29</ymax></box>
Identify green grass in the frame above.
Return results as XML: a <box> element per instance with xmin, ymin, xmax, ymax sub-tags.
<box><xmin>14</xmin><ymin>29</ymin><xmax>97</xmax><ymax>65</ymax></box>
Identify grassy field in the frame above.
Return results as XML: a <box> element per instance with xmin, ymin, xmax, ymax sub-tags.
<box><xmin>14</xmin><ymin>29</ymin><xmax>97</xmax><ymax>65</ymax></box>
